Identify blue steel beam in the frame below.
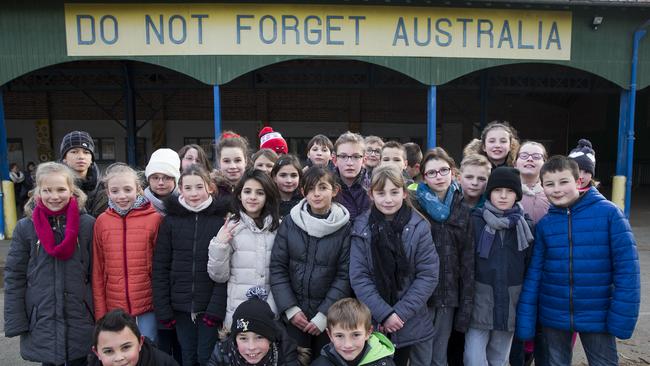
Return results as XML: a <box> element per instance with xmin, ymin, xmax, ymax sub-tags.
<box><xmin>427</xmin><ymin>85</ymin><xmax>437</xmax><ymax>149</ymax></box>
<box><xmin>616</xmin><ymin>90</ymin><xmax>629</xmax><ymax>176</ymax></box>
<box><xmin>213</xmin><ymin>85</ymin><xmax>222</xmax><ymax>167</ymax></box>
<box><xmin>0</xmin><ymin>89</ymin><xmax>7</xmax><ymax>237</ymax></box>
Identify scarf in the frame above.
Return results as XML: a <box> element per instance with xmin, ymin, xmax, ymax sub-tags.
<box><xmin>477</xmin><ymin>201</ymin><xmax>534</xmax><ymax>259</ymax></box>
<box><xmin>32</xmin><ymin>196</ymin><xmax>80</xmax><ymax>261</ymax></box>
<box><xmin>178</xmin><ymin>195</ymin><xmax>213</xmax><ymax>213</ymax></box>
<box><xmin>522</xmin><ymin>182</ymin><xmax>543</xmax><ymax>196</ymax></box>
<box><xmin>416</xmin><ymin>181</ymin><xmax>458</xmax><ymax>222</ymax></box>
<box><xmin>289</xmin><ymin>199</ymin><xmax>350</xmax><ymax>238</ymax></box>
<box><xmin>108</xmin><ymin>194</ymin><xmax>148</xmax><ymax>216</ymax></box>
<box><xmin>144</xmin><ymin>186</ymin><xmax>176</xmax><ymax>215</ymax></box>
<box><xmin>227</xmin><ymin>338</ymin><xmax>278</xmax><ymax>366</ymax></box>
<box><xmin>368</xmin><ymin>204</ymin><xmax>412</xmax><ymax>306</ymax></box>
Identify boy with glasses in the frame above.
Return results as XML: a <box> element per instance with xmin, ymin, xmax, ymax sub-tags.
<box><xmin>333</xmin><ymin>131</ymin><xmax>370</xmax><ymax>222</ymax></box>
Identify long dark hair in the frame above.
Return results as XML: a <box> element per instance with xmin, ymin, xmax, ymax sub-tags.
<box><xmin>232</xmin><ymin>169</ymin><xmax>280</xmax><ymax>231</ymax></box>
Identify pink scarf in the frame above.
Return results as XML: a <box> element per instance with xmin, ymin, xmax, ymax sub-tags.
<box><xmin>32</xmin><ymin>197</ymin><xmax>80</xmax><ymax>261</ymax></box>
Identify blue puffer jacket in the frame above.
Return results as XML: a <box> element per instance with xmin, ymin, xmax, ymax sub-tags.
<box><xmin>516</xmin><ymin>187</ymin><xmax>640</xmax><ymax>340</ymax></box>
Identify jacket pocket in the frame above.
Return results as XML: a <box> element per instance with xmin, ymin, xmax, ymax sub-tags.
<box><xmin>27</xmin><ymin>305</ymin><xmax>37</xmax><ymax>332</ymax></box>
<box><xmin>83</xmin><ymin>300</ymin><xmax>95</xmax><ymax>324</ymax></box>
<box><xmin>471</xmin><ymin>282</ymin><xmax>494</xmax><ymax>328</ymax></box>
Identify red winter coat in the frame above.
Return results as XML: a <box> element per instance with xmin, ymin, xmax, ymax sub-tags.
<box><xmin>93</xmin><ymin>202</ymin><xmax>162</xmax><ymax>319</ymax></box>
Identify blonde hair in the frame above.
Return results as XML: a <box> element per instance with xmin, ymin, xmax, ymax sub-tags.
<box><xmin>460</xmin><ymin>154</ymin><xmax>492</xmax><ymax>173</ymax></box>
<box><xmin>102</xmin><ymin>163</ymin><xmax>144</xmax><ymax>194</ymax></box>
<box><xmin>364</xmin><ymin>135</ymin><xmax>384</xmax><ymax>147</ymax></box>
<box><xmin>334</xmin><ymin>131</ymin><xmax>365</xmax><ymax>153</ymax></box>
<box><xmin>327</xmin><ymin>298</ymin><xmax>372</xmax><ymax>331</ymax></box>
<box><xmin>516</xmin><ymin>141</ymin><xmax>549</xmax><ymax>161</ymax></box>
<box><xmin>479</xmin><ymin>121</ymin><xmax>521</xmax><ymax>166</ymax></box>
<box><xmin>24</xmin><ymin>162</ymin><xmax>87</xmax><ymax>217</ymax></box>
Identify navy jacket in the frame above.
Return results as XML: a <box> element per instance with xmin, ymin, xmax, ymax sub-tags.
<box><xmin>335</xmin><ymin>169</ymin><xmax>370</xmax><ymax>222</ymax></box>
<box><xmin>516</xmin><ymin>188</ymin><xmax>640</xmax><ymax>340</ymax></box>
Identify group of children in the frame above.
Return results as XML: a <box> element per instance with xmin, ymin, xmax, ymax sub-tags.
<box><xmin>3</xmin><ymin>122</ymin><xmax>640</xmax><ymax>366</ymax></box>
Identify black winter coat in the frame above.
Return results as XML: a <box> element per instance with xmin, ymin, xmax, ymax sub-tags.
<box><xmin>270</xmin><ymin>215</ymin><xmax>352</xmax><ymax>319</ymax></box>
<box><xmin>153</xmin><ymin>197</ymin><xmax>229</xmax><ymax>322</ymax></box>
<box><xmin>414</xmin><ymin>190</ymin><xmax>475</xmax><ymax>332</ymax></box>
<box><xmin>4</xmin><ymin>213</ymin><xmax>95</xmax><ymax>364</ymax></box>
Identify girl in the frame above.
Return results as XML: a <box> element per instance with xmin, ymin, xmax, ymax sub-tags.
<box><xmin>144</xmin><ymin>148</ymin><xmax>181</xmax><ymax>216</ymax></box>
<box><xmin>208</xmin><ymin>287</ymin><xmax>299</xmax><ymax>366</ymax></box>
<box><xmin>350</xmin><ymin>165</ymin><xmax>439</xmax><ymax>366</ymax></box>
<box><xmin>464</xmin><ymin>121</ymin><xmax>520</xmax><ymax>168</ymax></box>
<box><xmin>568</xmin><ymin>138</ymin><xmax>598</xmax><ymax>192</ymax></box>
<box><xmin>4</xmin><ymin>162</ymin><xmax>95</xmax><ymax>366</ymax></box>
<box><xmin>412</xmin><ymin>148</ymin><xmax>474</xmax><ymax>366</ymax></box>
<box><xmin>252</xmin><ymin>149</ymin><xmax>279</xmax><ymax>175</ymax></box>
<box><xmin>215</xmin><ymin>131</ymin><xmax>250</xmax><ymax>195</ymax></box>
<box><xmin>271</xmin><ymin>154</ymin><xmax>303</xmax><ymax>218</ymax></box>
<box><xmin>270</xmin><ymin>167</ymin><xmax>352</xmax><ymax>361</ymax></box>
<box><xmin>207</xmin><ymin>169</ymin><xmax>281</xmax><ymax>329</ymax></box>
<box><xmin>93</xmin><ymin>163</ymin><xmax>163</xmax><ymax>343</ymax></box>
<box><xmin>515</xmin><ymin>141</ymin><xmax>550</xmax><ymax>225</ymax></box>
<box><xmin>178</xmin><ymin>144</ymin><xmax>213</xmax><ymax>173</ymax></box>
<box><xmin>153</xmin><ymin>165</ymin><xmax>230</xmax><ymax>366</ymax></box>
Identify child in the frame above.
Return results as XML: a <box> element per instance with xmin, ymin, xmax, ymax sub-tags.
<box><xmin>252</xmin><ymin>148</ymin><xmax>279</xmax><ymax>175</ymax></box>
<box><xmin>4</xmin><ymin>162</ymin><xmax>96</xmax><ymax>365</ymax></box>
<box><xmin>515</xmin><ymin>141</ymin><xmax>550</xmax><ymax>225</ymax></box>
<box><xmin>271</xmin><ymin>167</ymin><xmax>352</xmax><ymax>360</ymax></box>
<box><xmin>464</xmin><ymin>121</ymin><xmax>520</xmax><ymax>168</ymax></box>
<box><xmin>304</xmin><ymin>134</ymin><xmax>334</xmax><ymax>171</ymax></box>
<box><xmin>60</xmin><ymin>130</ymin><xmax>108</xmax><ymax>216</ymax></box>
<box><xmin>208</xmin><ymin>169</ymin><xmax>281</xmax><ymax>329</ymax></box>
<box><xmin>516</xmin><ymin>156</ymin><xmax>640</xmax><ymax>366</ymax></box>
<box><xmin>89</xmin><ymin>309</ymin><xmax>179</xmax><ymax>366</ymax></box>
<box><xmin>93</xmin><ymin>163</ymin><xmax>163</xmax><ymax>343</ymax></box>
<box><xmin>412</xmin><ymin>148</ymin><xmax>474</xmax><ymax>366</ymax></box>
<box><xmin>350</xmin><ymin>165</ymin><xmax>439</xmax><ymax>366</ymax></box>
<box><xmin>403</xmin><ymin>142</ymin><xmax>423</xmax><ymax>184</ymax></box>
<box><xmin>458</xmin><ymin>154</ymin><xmax>491</xmax><ymax>209</ymax></box>
<box><xmin>333</xmin><ymin>131</ymin><xmax>370</xmax><ymax>222</ymax></box>
<box><xmin>380</xmin><ymin>141</ymin><xmax>414</xmax><ymax>186</ymax></box>
<box><xmin>313</xmin><ymin>298</ymin><xmax>396</xmax><ymax>366</ymax></box>
<box><xmin>153</xmin><ymin>165</ymin><xmax>230</xmax><ymax>366</ymax></box>
<box><xmin>568</xmin><ymin>138</ymin><xmax>598</xmax><ymax>192</ymax></box>
<box><xmin>179</xmin><ymin>144</ymin><xmax>213</xmax><ymax>173</ymax></box>
<box><xmin>271</xmin><ymin>154</ymin><xmax>303</xmax><ymax>218</ymax></box>
<box><xmin>465</xmin><ymin>167</ymin><xmax>534</xmax><ymax>366</ymax></box>
<box><xmin>215</xmin><ymin>131</ymin><xmax>250</xmax><ymax>195</ymax></box>
<box><xmin>208</xmin><ymin>287</ymin><xmax>298</xmax><ymax>366</ymax></box>
<box><xmin>363</xmin><ymin>135</ymin><xmax>384</xmax><ymax>173</ymax></box>
<box><xmin>259</xmin><ymin>126</ymin><xmax>289</xmax><ymax>155</ymax></box>
<box><xmin>144</xmin><ymin>148</ymin><xmax>181</xmax><ymax>215</ymax></box>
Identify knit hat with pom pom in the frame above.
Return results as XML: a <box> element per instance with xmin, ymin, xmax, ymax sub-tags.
<box><xmin>231</xmin><ymin>287</ymin><xmax>277</xmax><ymax>341</ymax></box>
<box><xmin>568</xmin><ymin>139</ymin><xmax>596</xmax><ymax>175</ymax></box>
<box><xmin>259</xmin><ymin>127</ymin><xmax>288</xmax><ymax>155</ymax></box>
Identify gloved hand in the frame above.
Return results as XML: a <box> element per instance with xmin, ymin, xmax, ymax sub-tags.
<box><xmin>202</xmin><ymin>313</ymin><xmax>221</xmax><ymax>328</ymax></box>
<box><xmin>159</xmin><ymin>319</ymin><xmax>176</xmax><ymax>329</ymax></box>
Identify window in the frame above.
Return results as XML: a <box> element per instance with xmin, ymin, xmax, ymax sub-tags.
<box><xmin>183</xmin><ymin>137</ymin><xmax>215</xmax><ymax>161</ymax></box>
<box><xmin>93</xmin><ymin>138</ymin><xmax>116</xmax><ymax>162</ymax></box>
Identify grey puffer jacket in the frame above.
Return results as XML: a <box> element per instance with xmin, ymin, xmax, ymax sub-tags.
<box><xmin>4</xmin><ymin>213</ymin><xmax>95</xmax><ymax>364</ymax></box>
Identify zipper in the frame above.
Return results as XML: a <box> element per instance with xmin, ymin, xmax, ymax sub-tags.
<box><xmin>567</xmin><ymin>208</ymin><xmax>574</xmax><ymax>331</ymax></box>
<box><xmin>122</xmin><ymin>216</ymin><xmax>132</xmax><ymax>314</ymax></box>
<box><xmin>190</xmin><ymin>214</ymin><xmax>198</xmax><ymax>313</ymax></box>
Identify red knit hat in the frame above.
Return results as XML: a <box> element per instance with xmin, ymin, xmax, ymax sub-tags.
<box><xmin>259</xmin><ymin>126</ymin><xmax>288</xmax><ymax>154</ymax></box>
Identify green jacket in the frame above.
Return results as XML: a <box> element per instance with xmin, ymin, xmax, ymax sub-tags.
<box><xmin>312</xmin><ymin>332</ymin><xmax>396</xmax><ymax>366</ymax></box>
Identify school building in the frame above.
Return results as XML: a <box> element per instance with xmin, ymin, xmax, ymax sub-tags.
<box><xmin>1</xmin><ymin>1</ymin><xmax>650</xmax><ymax>216</ymax></box>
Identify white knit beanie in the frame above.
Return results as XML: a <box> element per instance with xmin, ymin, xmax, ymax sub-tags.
<box><xmin>145</xmin><ymin>148</ymin><xmax>181</xmax><ymax>183</ymax></box>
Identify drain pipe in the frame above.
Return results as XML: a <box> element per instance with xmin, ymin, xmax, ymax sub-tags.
<box><xmin>624</xmin><ymin>20</ymin><xmax>650</xmax><ymax>218</ymax></box>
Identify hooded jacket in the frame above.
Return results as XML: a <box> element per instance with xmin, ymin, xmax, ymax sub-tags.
<box><xmin>76</xmin><ymin>162</ymin><xmax>108</xmax><ymax>217</ymax></box>
<box><xmin>312</xmin><ymin>332</ymin><xmax>396</xmax><ymax>366</ymax></box>
<box><xmin>92</xmin><ymin>202</ymin><xmax>163</xmax><ymax>319</ymax></box>
<box><xmin>516</xmin><ymin>187</ymin><xmax>640</xmax><ymax>340</ymax></box>
<box><xmin>270</xmin><ymin>200</ymin><xmax>352</xmax><ymax>326</ymax></box>
<box><xmin>350</xmin><ymin>210</ymin><xmax>439</xmax><ymax>348</ymax></box>
<box><xmin>87</xmin><ymin>337</ymin><xmax>179</xmax><ymax>366</ymax></box>
<box><xmin>207</xmin><ymin>212</ymin><xmax>278</xmax><ymax>329</ymax></box>
<box><xmin>4</xmin><ymin>212</ymin><xmax>95</xmax><ymax>364</ymax></box>
<box><xmin>152</xmin><ymin>196</ymin><xmax>229</xmax><ymax>322</ymax></box>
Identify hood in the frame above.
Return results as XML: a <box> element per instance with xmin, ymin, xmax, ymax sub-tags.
<box><xmin>360</xmin><ymin>332</ymin><xmax>395</xmax><ymax>365</ymax></box>
<box><xmin>547</xmin><ymin>186</ymin><xmax>605</xmax><ymax>215</ymax></box>
<box><xmin>165</xmin><ymin>194</ymin><xmax>230</xmax><ymax>217</ymax></box>
<box><xmin>74</xmin><ymin>162</ymin><xmax>101</xmax><ymax>193</ymax></box>
<box><xmin>289</xmin><ymin>198</ymin><xmax>350</xmax><ymax>238</ymax></box>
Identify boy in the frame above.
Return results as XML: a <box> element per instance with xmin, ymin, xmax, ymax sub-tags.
<box><xmin>465</xmin><ymin>167</ymin><xmax>534</xmax><ymax>366</ymax></box>
<box><xmin>403</xmin><ymin>142</ymin><xmax>423</xmax><ymax>184</ymax></box>
<box><xmin>89</xmin><ymin>309</ymin><xmax>178</xmax><ymax>366</ymax></box>
<box><xmin>458</xmin><ymin>154</ymin><xmax>491</xmax><ymax>208</ymax></box>
<box><xmin>312</xmin><ymin>298</ymin><xmax>396</xmax><ymax>366</ymax></box>
<box><xmin>516</xmin><ymin>156</ymin><xmax>640</xmax><ymax>366</ymax></box>
<box><xmin>379</xmin><ymin>141</ymin><xmax>414</xmax><ymax>186</ymax></box>
<box><xmin>333</xmin><ymin>131</ymin><xmax>370</xmax><ymax>222</ymax></box>
<box><xmin>305</xmin><ymin>134</ymin><xmax>335</xmax><ymax>171</ymax></box>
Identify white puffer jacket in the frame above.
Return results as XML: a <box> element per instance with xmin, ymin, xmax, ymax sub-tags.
<box><xmin>207</xmin><ymin>212</ymin><xmax>277</xmax><ymax>328</ymax></box>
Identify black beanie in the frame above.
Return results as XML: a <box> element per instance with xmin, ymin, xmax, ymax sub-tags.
<box><xmin>568</xmin><ymin>139</ymin><xmax>596</xmax><ymax>175</ymax></box>
<box><xmin>485</xmin><ymin>167</ymin><xmax>523</xmax><ymax>202</ymax></box>
<box><xmin>60</xmin><ymin>131</ymin><xmax>96</xmax><ymax>161</ymax></box>
<box><xmin>231</xmin><ymin>287</ymin><xmax>277</xmax><ymax>342</ymax></box>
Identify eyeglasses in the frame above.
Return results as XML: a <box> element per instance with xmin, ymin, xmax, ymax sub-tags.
<box><xmin>518</xmin><ymin>152</ymin><xmax>544</xmax><ymax>161</ymax></box>
<box><xmin>365</xmin><ymin>148</ymin><xmax>382</xmax><ymax>156</ymax></box>
<box><xmin>424</xmin><ymin>167</ymin><xmax>451</xmax><ymax>179</ymax></box>
<box><xmin>336</xmin><ymin>154</ymin><xmax>364</xmax><ymax>162</ymax></box>
<box><xmin>150</xmin><ymin>175</ymin><xmax>175</xmax><ymax>182</ymax></box>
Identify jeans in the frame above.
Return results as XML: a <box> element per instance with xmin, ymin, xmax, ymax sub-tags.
<box><xmin>136</xmin><ymin>311</ymin><xmax>158</xmax><ymax>344</ymax></box>
<box><xmin>463</xmin><ymin>328</ymin><xmax>514</xmax><ymax>366</ymax></box>
<box><xmin>409</xmin><ymin>306</ymin><xmax>455</xmax><ymax>366</ymax></box>
<box><xmin>543</xmin><ymin>328</ymin><xmax>617</xmax><ymax>366</ymax></box>
<box><xmin>175</xmin><ymin>311</ymin><xmax>219</xmax><ymax>366</ymax></box>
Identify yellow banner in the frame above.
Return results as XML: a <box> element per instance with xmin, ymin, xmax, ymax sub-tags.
<box><xmin>65</xmin><ymin>4</ymin><xmax>571</xmax><ymax>60</ymax></box>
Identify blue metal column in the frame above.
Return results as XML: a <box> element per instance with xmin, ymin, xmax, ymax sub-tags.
<box><xmin>427</xmin><ymin>85</ymin><xmax>437</xmax><ymax>149</ymax></box>
<box><xmin>616</xmin><ymin>90</ymin><xmax>629</xmax><ymax>176</ymax></box>
<box><xmin>213</xmin><ymin>85</ymin><xmax>222</xmax><ymax>166</ymax></box>
<box><xmin>0</xmin><ymin>89</ymin><xmax>8</xmax><ymax>238</ymax></box>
